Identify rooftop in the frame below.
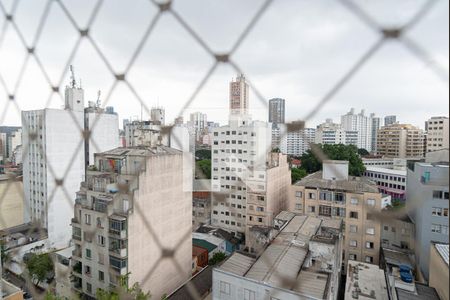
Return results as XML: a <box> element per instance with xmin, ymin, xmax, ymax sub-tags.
<box><xmin>294</xmin><ymin>171</ymin><xmax>379</xmax><ymax>193</ymax></box>
<box><xmin>217</xmin><ymin>215</ymin><xmax>341</xmax><ymax>299</ymax></box>
<box><xmin>345</xmin><ymin>261</ymin><xmax>389</xmax><ymax>300</ymax></box>
<box><xmin>396</xmin><ymin>283</ymin><xmax>440</xmax><ymax>300</ymax></box>
<box><xmin>1</xmin><ymin>279</ymin><xmax>22</xmax><ymax>299</ymax></box>
<box><xmin>192</xmin><ymin>238</ymin><xmax>217</xmax><ymax>253</ymax></box>
<box><xmin>97</xmin><ymin>146</ymin><xmax>181</xmax><ymax>158</ymax></box>
<box><xmin>167</xmin><ymin>266</ymin><xmax>213</xmax><ymax>300</ymax></box>
<box><xmin>434</xmin><ymin>243</ymin><xmax>449</xmax><ymax>266</ymax></box>
<box><xmin>365</xmin><ymin>166</ymin><xmax>407</xmax><ymax>176</ymax></box>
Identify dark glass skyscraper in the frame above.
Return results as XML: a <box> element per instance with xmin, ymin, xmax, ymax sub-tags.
<box><xmin>269</xmin><ymin>98</ymin><xmax>285</xmax><ymax>124</ymax></box>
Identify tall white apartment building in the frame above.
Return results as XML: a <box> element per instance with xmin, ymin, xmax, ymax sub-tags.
<box><xmin>211</xmin><ymin>76</ymin><xmax>291</xmax><ymax>236</ymax></box>
<box><xmin>315</xmin><ymin>119</ymin><xmax>358</xmax><ymax>146</ymax></box>
<box><xmin>22</xmin><ymin>83</ymin><xmax>85</xmax><ymax>248</ymax></box>
<box><xmin>341</xmin><ymin>108</ymin><xmax>378</xmax><ymax>151</ymax></box>
<box><xmin>22</xmin><ymin>71</ymin><xmax>119</xmax><ymax>248</ymax></box>
<box><xmin>425</xmin><ymin>116</ymin><xmax>449</xmax><ymax>153</ymax></box>
<box><xmin>71</xmin><ymin>146</ymin><xmax>192</xmax><ymax>299</ymax></box>
<box><xmin>281</xmin><ymin>127</ymin><xmax>316</xmax><ymax>156</ymax></box>
<box><xmin>189</xmin><ymin>112</ymin><xmax>208</xmax><ymax>142</ymax></box>
<box><xmin>85</xmin><ymin>102</ymin><xmax>119</xmax><ymax>166</ymax></box>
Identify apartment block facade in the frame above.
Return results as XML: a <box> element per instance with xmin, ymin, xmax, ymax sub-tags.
<box><xmin>22</xmin><ymin>79</ymin><xmax>119</xmax><ymax>248</ymax></box>
<box><xmin>268</xmin><ymin>98</ymin><xmax>285</xmax><ymax>124</ymax></box>
<box><xmin>377</xmin><ymin>123</ymin><xmax>425</xmax><ymax>158</ymax></box>
<box><xmin>341</xmin><ymin>108</ymin><xmax>379</xmax><ymax>152</ymax></box>
<box><xmin>315</xmin><ymin>119</ymin><xmax>358</xmax><ymax>146</ymax></box>
<box><xmin>290</xmin><ymin>161</ymin><xmax>383</xmax><ymax>266</ymax></box>
<box><xmin>282</xmin><ymin>127</ymin><xmax>316</xmax><ymax>156</ymax></box>
<box><xmin>363</xmin><ymin>167</ymin><xmax>407</xmax><ymax>200</ymax></box>
<box><xmin>71</xmin><ymin>146</ymin><xmax>192</xmax><ymax>299</ymax></box>
<box><xmin>425</xmin><ymin>116</ymin><xmax>449</xmax><ymax>153</ymax></box>
<box><xmin>211</xmin><ymin>75</ymin><xmax>291</xmax><ymax>237</ymax></box>
<box><xmin>406</xmin><ymin>156</ymin><xmax>449</xmax><ymax>280</ymax></box>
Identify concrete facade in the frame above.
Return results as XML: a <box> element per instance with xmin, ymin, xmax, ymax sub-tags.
<box><xmin>363</xmin><ymin>167</ymin><xmax>407</xmax><ymax>200</ymax></box>
<box><xmin>315</xmin><ymin>119</ymin><xmax>358</xmax><ymax>146</ymax></box>
<box><xmin>429</xmin><ymin>244</ymin><xmax>449</xmax><ymax>300</ymax></box>
<box><xmin>71</xmin><ymin>146</ymin><xmax>192</xmax><ymax>299</ymax></box>
<box><xmin>341</xmin><ymin>109</ymin><xmax>379</xmax><ymax>152</ymax></box>
<box><xmin>282</xmin><ymin>127</ymin><xmax>316</xmax><ymax>156</ymax></box>
<box><xmin>22</xmin><ymin>108</ymin><xmax>85</xmax><ymax>249</ymax></box>
<box><xmin>425</xmin><ymin>116</ymin><xmax>449</xmax><ymax>153</ymax></box>
<box><xmin>406</xmin><ymin>159</ymin><xmax>449</xmax><ymax>280</ymax></box>
<box><xmin>291</xmin><ymin>161</ymin><xmax>383</xmax><ymax>267</ymax></box>
<box><xmin>268</xmin><ymin>98</ymin><xmax>285</xmax><ymax>124</ymax></box>
<box><xmin>377</xmin><ymin>124</ymin><xmax>425</xmax><ymax>158</ymax></box>
<box><xmin>0</xmin><ymin>176</ymin><xmax>24</xmax><ymax>230</ymax></box>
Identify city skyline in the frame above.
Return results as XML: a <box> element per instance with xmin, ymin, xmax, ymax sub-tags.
<box><xmin>0</xmin><ymin>0</ymin><xmax>448</xmax><ymax>129</ymax></box>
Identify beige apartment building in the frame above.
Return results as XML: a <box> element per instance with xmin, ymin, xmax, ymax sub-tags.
<box><xmin>290</xmin><ymin>160</ymin><xmax>382</xmax><ymax>266</ymax></box>
<box><xmin>377</xmin><ymin>123</ymin><xmax>425</xmax><ymax>158</ymax></box>
<box><xmin>0</xmin><ymin>175</ymin><xmax>24</xmax><ymax>230</ymax></box>
<box><xmin>429</xmin><ymin>244</ymin><xmax>449</xmax><ymax>300</ymax></box>
<box><xmin>426</xmin><ymin>116</ymin><xmax>449</xmax><ymax>153</ymax></box>
<box><xmin>71</xmin><ymin>146</ymin><xmax>192</xmax><ymax>299</ymax></box>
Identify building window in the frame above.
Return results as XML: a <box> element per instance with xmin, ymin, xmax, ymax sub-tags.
<box><xmin>319</xmin><ymin>205</ymin><xmax>332</xmax><ymax>217</ymax></box>
<box><xmin>349</xmin><ymin>225</ymin><xmax>358</xmax><ymax>233</ymax></box>
<box><xmin>295</xmin><ymin>203</ymin><xmax>302</xmax><ymax>211</ymax></box>
<box><xmin>382</xmin><ymin>239</ymin><xmax>389</xmax><ymax>247</ymax></box>
<box><xmin>432</xmin><ymin>207</ymin><xmax>443</xmax><ymax>216</ymax></box>
<box><xmin>366</xmin><ymin>227</ymin><xmax>375</xmax><ymax>235</ymax></box>
<box><xmin>85</xmin><ymin>214</ymin><xmax>91</xmax><ymax>225</ymax></box>
<box><xmin>349</xmin><ymin>240</ymin><xmax>357</xmax><ymax>247</ymax></box>
<box><xmin>85</xmin><ymin>248</ymin><xmax>92</xmax><ymax>259</ymax></box>
<box><xmin>220</xmin><ymin>281</ymin><xmax>230</xmax><ymax>295</ymax></box>
<box><xmin>349</xmin><ymin>254</ymin><xmax>357</xmax><ymax>261</ymax></box>
<box><xmin>350</xmin><ymin>198</ymin><xmax>359</xmax><ymax>205</ymax></box>
<box><xmin>85</xmin><ymin>265</ymin><xmax>91</xmax><ymax>276</ymax></box>
<box><xmin>99</xmin><ymin>270</ymin><xmax>105</xmax><ymax>282</ymax></box>
<box><xmin>244</xmin><ymin>289</ymin><xmax>256</xmax><ymax>300</ymax></box>
<box><xmin>384</xmin><ymin>226</ymin><xmax>389</xmax><ymax>231</ymax></box>
<box><xmin>365</xmin><ymin>256</ymin><xmax>374</xmax><ymax>263</ymax></box>
<box><xmin>366</xmin><ymin>241</ymin><xmax>374</xmax><ymax>249</ymax></box>
<box><xmin>295</xmin><ymin>191</ymin><xmax>303</xmax><ymax>198</ymax></box>
<box><xmin>97</xmin><ymin>235</ymin><xmax>105</xmax><ymax>246</ymax></box>
<box><xmin>367</xmin><ymin>199</ymin><xmax>376</xmax><ymax>207</ymax></box>
<box><xmin>86</xmin><ymin>282</ymin><xmax>92</xmax><ymax>294</ymax></box>
<box><xmin>308</xmin><ymin>192</ymin><xmax>316</xmax><ymax>200</ymax></box>
<box><xmin>349</xmin><ymin>211</ymin><xmax>358</xmax><ymax>219</ymax></box>
<box><xmin>308</xmin><ymin>206</ymin><xmax>316</xmax><ymax>213</ymax></box>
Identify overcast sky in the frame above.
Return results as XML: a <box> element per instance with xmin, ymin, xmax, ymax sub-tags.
<box><xmin>0</xmin><ymin>0</ymin><xmax>448</xmax><ymax>129</ymax></box>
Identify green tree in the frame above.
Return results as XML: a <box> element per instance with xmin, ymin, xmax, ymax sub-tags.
<box><xmin>195</xmin><ymin>149</ymin><xmax>211</xmax><ymax>160</ymax></box>
<box><xmin>196</xmin><ymin>160</ymin><xmax>211</xmax><ymax>179</ymax></box>
<box><xmin>300</xmin><ymin>144</ymin><xmax>366</xmax><ymax>176</ymax></box>
<box><xmin>97</xmin><ymin>274</ymin><xmax>151</xmax><ymax>300</ymax></box>
<box><xmin>209</xmin><ymin>252</ymin><xmax>227</xmax><ymax>265</ymax></box>
<box><xmin>44</xmin><ymin>292</ymin><xmax>65</xmax><ymax>300</ymax></box>
<box><xmin>24</xmin><ymin>253</ymin><xmax>54</xmax><ymax>285</ymax></box>
<box><xmin>291</xmin><ymin>168</ymin><xmax>308</xmax><ymax>184</ymax></box>
<box><xmin>357</xmin><ymin>148</ymin><xmax>370</xmax><ymax>156</ymax></box>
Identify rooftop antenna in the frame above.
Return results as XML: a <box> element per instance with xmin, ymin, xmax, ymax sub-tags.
<box><xmin>96</xmin><ymin>90</ymin><xmax>101</xmax><ymax>108</ymax></box>
<box><xmin>69</xmin><ymin>65</ymin><xmax>76</xmax><ymax>88</ymax></box>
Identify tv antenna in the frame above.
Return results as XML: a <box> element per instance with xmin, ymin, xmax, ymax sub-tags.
<box><xmin>69</xmin><ymin>65</ymin><xmax>76</xmax><ymax>88</ymax></box>
<box><xmin>96</xmin><ymin>90</ymin><xmax>101</xmax><ymax>108</ymax></box>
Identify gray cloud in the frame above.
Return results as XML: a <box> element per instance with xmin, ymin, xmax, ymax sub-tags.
<box><xmin>0</xmin><ymin>0</ymin><xmax>448</xmax><ymax>129</ymax></box>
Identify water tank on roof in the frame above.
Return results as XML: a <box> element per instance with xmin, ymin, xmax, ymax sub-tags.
<box><xmin>400</xmin><ymin>271</ymin><xmax>413</xmax><ymax>283</ymax></box>
<box><xmin>399</xmin><ymin>265</ymin><xmax>411</xmax><ymax>273</ymax></box>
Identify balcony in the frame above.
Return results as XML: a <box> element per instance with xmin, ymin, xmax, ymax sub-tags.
<box><xmin>109</xmin><ymin>247</ymin><xmax>127</xmax><ymax>258</ymax></box>
<box><xmin>72</xmin><ymin>261</ymin><xmax>82</xmax><ymax>275</ymax></box>
<box><xmin>72</xmin><ymin>249</ymin><xmax>82</xmax><ymax>259</ymax></box>
<box><xmin>109</xmin><ymin>228</ymin><xmax>127</xmax><ymax>239</ymax></box>
<box><xmin>71</xmin><ymin>218</ymin><xmax>79</xmax><ymax>225</ymax></box>
<box><xmin>72</xmin><ymin>234</ymin><xmax>82</xmax><ymax>241</ymax></box>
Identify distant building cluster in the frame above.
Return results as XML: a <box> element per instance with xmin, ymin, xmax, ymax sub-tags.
<box><xmin>0</xmin><ymin>70</ymin><xmax>448</xmax><ymax>300</ymax></box>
